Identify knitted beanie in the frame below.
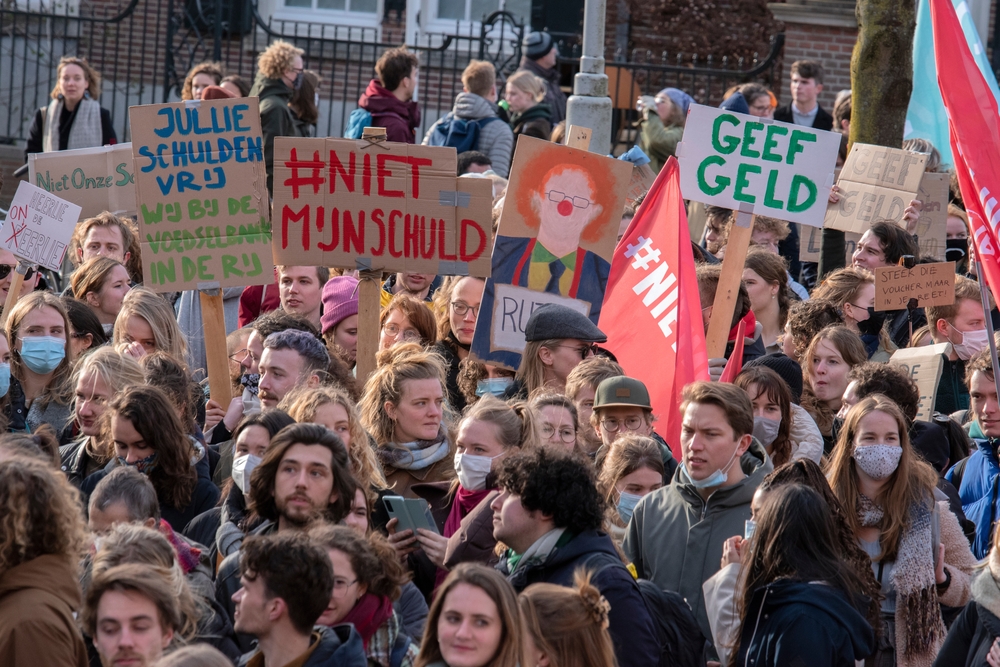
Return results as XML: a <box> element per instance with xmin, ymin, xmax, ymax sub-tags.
<box><xmin>320</xmin><ymin>275</ymin><xmax>359</xmax><ymax>334</ymax></box>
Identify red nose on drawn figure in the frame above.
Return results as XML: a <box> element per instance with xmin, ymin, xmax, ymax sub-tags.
<box><xmin>557</xmin><ymin>199</ymin><xmax>574</xmax><ymax>216</ymax></box>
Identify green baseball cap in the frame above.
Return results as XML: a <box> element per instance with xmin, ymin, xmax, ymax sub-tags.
<box><xmin>593</xmin><ymin>376</ymin><xmax>651</xmax><ymax>410</ymax></box>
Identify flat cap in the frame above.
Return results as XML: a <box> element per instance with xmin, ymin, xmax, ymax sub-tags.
<box><xmin>594</xmin><ymin>375</ymin><xmax>651</xmax><ymax>410</ymax></box>
<box><xmin>524</xmin><ymin>303</ymin><xmax>607</xmax><ymax>343</ymax></box>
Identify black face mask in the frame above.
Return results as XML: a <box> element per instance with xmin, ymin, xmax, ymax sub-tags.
<box><xmin>857</xmin><ymin>307</ymin><xmax>888</xmax><ymax>337</ymax></box>
<box><xmin>946</xmin><ymin>238</ymin><xmax>968</xmax><ymax>264</ymax></box>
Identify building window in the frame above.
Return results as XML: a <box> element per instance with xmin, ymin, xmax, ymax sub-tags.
<box><xmin>436</xmin><ymin>0</ymin><xmax>498</xmax><ymax>21</ymax></box>
<box><xmin>285</xmin><ymin>0</ymin><xmax>377</xmax><ymax>12</ymax></box>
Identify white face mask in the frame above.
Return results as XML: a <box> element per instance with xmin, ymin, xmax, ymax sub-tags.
<box><xmin>752</xmin><ymin>416</ymin><xmax>781</xmax><ymax>447</ymax></box>
<box><xmin>950</xmin><ymin>324</ymin><xmax>989</xmax><ymax>361</ymax></box>
<box><xmin>232</xmin><ymin>453</ymin><xmax>262</xmax><ymax>494</ymax></box>
<box><xmin>242</xmin><ymin>389</ymin><xmax>261</xmax><ymax>417</ymax></box>
<box><xmin>454</xmin><ymin>451</ymin><xmax>501</xmax><ymax>491</ymax></box>
<box><xmin>852</xmin><ymin>444</ymin><xmax>902</xmax><ymax>481</ymax></box>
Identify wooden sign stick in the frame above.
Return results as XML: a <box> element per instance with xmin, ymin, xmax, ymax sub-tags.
<box><xmin>200</xmin><ymin>290</ymin><xmax>234</xmax><ymax>403</ymax></box>
<box><xmin>705</xmin><ymin>207</ymin><xmax>755</xmax><ymax>360</ymax></box>
<box><xmin>0</xmin><ymin>261</ymin><xmax>31</xmax><ymax>329</ymax></box>
<box><xmin>355</xmin><ymin>271</ymin><xmax>382</xmax><ymax>387</ymax></box>
<box><xmin>566</xmin><ymin>125</ymin><xmax>592</xmax><ymax>149</ymax></box>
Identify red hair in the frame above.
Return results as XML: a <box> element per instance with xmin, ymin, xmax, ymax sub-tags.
<box><xmin>513</xmin><ymin>149</ymin><xmax>621</xmax><ymax>244</ymax></box>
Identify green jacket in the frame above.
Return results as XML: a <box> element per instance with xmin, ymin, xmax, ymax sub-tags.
<box><xmin>638</xmin><ymin>112</ymin><xmax>683</xmax><ymax>174</ymax></box>
<box><xmin>249</xmin><ymin>76</ymin><xmax>303</xmax><ymax>195</ymax></box>
<box><xmin>622</xmin><ymin>439</ymin><xmax>773</xmax><ymax>642</ymax></box>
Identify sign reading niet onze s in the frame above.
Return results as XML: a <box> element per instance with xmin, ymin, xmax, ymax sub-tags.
<box><xmin>677</xmin><ymin>104</ymin><xmax>841</xmax><ymax>226</ymax></box>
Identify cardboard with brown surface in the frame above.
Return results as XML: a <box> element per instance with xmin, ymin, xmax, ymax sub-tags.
<box><xmin>912</xmin><ymin>172</ymin><xmax>950</xmax><ymax>260</ymax></box>
<box><xmin>874</xmin><ymin>262</ymin><xmax>956</xmax><ymax>311</ymax></box>
<box><xmin>888</xmin><ymin>342</ymin><xmax>950</xmax><ymax>421</ymax></box>
<box><xmin>271</xmin><ymin>137</ymin><xmax>493</xmax><ymax>277</ymax></box>
<box><xmin>28</xmin><ymin>143</ymin><xmax>136</xmax><ymax>218</ymax></box>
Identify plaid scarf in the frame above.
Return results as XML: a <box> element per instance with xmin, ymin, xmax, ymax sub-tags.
<box><xmin>377</xmin><ymin>429</ymin><xmax>450</xmax><ymax>471</ymax></box>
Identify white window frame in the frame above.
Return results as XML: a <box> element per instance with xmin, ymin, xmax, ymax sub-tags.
<box><xmin>259</xmin><ymin>0</ymin><xmax>384</xmax><ymax>36</ymax></box>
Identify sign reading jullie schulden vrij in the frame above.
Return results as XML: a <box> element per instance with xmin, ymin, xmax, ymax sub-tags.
<box><xmin>129</xmin><ymin>98</ymin><xmax>273</xmax><ymax>292</ymax></box>
<box><xmin>677</xmin><ymin>104</ymin><xmax>841</xmax><ymax>226</ymax></box>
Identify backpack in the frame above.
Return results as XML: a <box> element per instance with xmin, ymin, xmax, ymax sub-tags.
<box><xmin>583</xmin><ymin>551</ymin><xmax>708</xmax><ymax>667</ymax></box>
<box><xmin>344</xmin><ymin>108</ymin><xmax>373</xmax><ymax>139</ymax></box>
<box><xmin>426</xmin><ymin>113</ymin><xmax>500</xmax><ymax>153</ymax></box>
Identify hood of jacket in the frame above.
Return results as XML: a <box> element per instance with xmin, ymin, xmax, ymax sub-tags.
<box><xmin>511</xmin><ymin>103</ymin><xmax>552</xmax><ymax>124</ymax></box>
<box><xmin>747</xmin><ymin>580</ymin><xmax>875</xmax><ymax>659</ymax></box>
<box><xmin>304</xmin><ymin>624</ymin><xmax>368</xmax><ymax>667</ymax></box>
<box><xmin>452</xmin><ymin>92</ymin><xmax>499</xmax><ymax>120</ymax></box>
<box><xmin>249</xmin><ymin>76</ymin><xmax>293</xmax><ymax>103</ymax></box>
<box><xmin>0</xmin><ymin>554</ymin><xmax>81</xmax><ymax>610</ymax></box>
<box><xmin>359</xmin><ymin>79</ymin><xmax>418</xmax><ymax>120</ymax></box>
<box><xmin>672</xmin><ymin>438</ymin><xmax>773</xmax><ymax>509</ymax></box>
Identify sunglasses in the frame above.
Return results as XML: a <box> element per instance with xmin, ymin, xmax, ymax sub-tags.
<box><xmin>0</xmin><ymin>265</ymin><xmax>35</xmax><ymax>281</ymax></box>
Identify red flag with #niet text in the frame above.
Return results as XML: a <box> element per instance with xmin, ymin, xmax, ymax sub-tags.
<box><xmin>932</xmin><ymin>0</ymin><xmax>1000</xmax><ymax>297</ymax></box>
<box><xmin>599</xmin><ymin>156</ymin><xmax>709</xmax><ymax>459</ymax></box>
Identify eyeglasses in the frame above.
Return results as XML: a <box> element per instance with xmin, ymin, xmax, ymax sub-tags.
<box><xmin>554</xmin><ymin>343</ymin><xmax>597</xmax><ymax>360</ymax></box>
<box><xmin>332</xmin><ymin>578</ymin><xmax>358</xmax><ymax>598</ymax></box>
<box><xmin>0</xmin><ymin>265</ymin><xmax>35</xmax><ymax>281</ymax></box>
<box><xmin>451</xmin><ymin>301</ymin><xmax>479</xmax><ymax>318</ymax></box>
<box><xmin>383</xmin><ymin>323</ymin><xmax>422</xmax><ymax>343</ymax></box>
<box><xmin>540</xmin><ymin>424</ymin><xmax>576</xmax><ymax>443</ymax></box>
<box><xmin>229</xmin><ymin>348</ymin><xmax>249</xmax><ymax>363</ymax></box>
<box><xmin>600</xmin><ymin>416</ymin><xmax>645</xmax><ymax>433</ymax></box>
<box><xmin>546</xmin><ymin>190</ymin><xmax>591</xmax><ymax>209</ymax></box>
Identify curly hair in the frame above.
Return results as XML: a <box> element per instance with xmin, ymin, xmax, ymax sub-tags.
<box><xmin>495</xmin><ymin>448</ymin><xmax>604</xmax><ymax>534</ymax></box>
<box><xmin>181</xmin><ymin>61</ymin><xmax>224</xmax><ymax>101</ymax></box>
<box><xmin>785</xmin><ymin>299</ymin><xmax>845</xmax><ymax>361</ymax></box>
<box><xmin>251</xmin><ymin>308</ymin><xmax>321</xmax><ymax>341</ymax></box>
<box><xmin>848</xmin><ymin>361</ymin><xmax>920</xmax><ymax>423</ymax></box>
<box><xmin>139</xmin><ymin>352</ymin><xmax>200</xmax><ymax>432</ymax></box>
<box><xmin>456</xmin><ymin>356</ymin><xmax>514</xmax><ymax>406</ymax></box>
<box><xmin>108</xmin><ymin>385</ymin><xmax>196</xmax><ymax>512</ymax></box>
<box><xmin>280</xmin><ymin>385</ymin><xmax>387</xmax><ymax>489</ymax></box>
<box><xmin>0</xmin><ymin>456</ymin><xmax>87</xmax><ymax>577</ymax></box>
<box><xmin>310</xmin><ymin>524</ymin><xmax>408</xmax><ymax>601</ymax></box>
<box><xmin>0</xmin><ymin>427</ymin><xmax>60</xmax><ymax>467</ymax></box>
<box><xmin>257</xmin><ymin>40</ymin><xmax>304</xmax><ymax>80</ymax></box>
<box><xmin>240</xmin><ymin>532</ymin><xmax>334</xmax><ymax>634</ymax></box>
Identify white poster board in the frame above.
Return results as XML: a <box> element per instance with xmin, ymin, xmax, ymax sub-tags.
<box><xmin>1</xmin><ymin>181</ymin><xmax>82</xmax><ymax>271</ymax></box>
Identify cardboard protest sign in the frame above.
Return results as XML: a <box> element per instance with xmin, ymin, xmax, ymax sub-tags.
<box><xmin>1</xmin><ymin>181</ymin><xmax>81</xmax><ymax>271</ymax></box>
<box><xmin>28</xmin><ymin>144</ymin><xmax>136</xmax><ymax>218</ymax></box>
<box><xmin>912</xmin><ymin>172</ymin><xmax>949</xmax><ymax>260</ymax></box>
<box><xmin>677</xmin><ymin>104</ymin><xmax>840</xmax><ymax>226</ymax></box>
<box><xmin>874</xmin><ymin>262</ymin><xmax>955</xmax><ymax>311</ymax></box>
<box><xmin>129</xmin><ymin>98</ymin><xmax>272</xmax><ymax>292</ymax></box>
<box><xmin>889</xmin><ymin>342</ymin><xmax>950</xmax><ymax>421</ymax></box>
<box><xmin>799</xmin><ymin>223</ymin><xmax>821</xmax><ymax>263</ymax></box>
<box><xmin>271</xmin><ymin>137</ymin><xmax>493</xmax><ymax>276</ymax></box>
<box><xmin>471</xmin><ymin>135</ymin><xmax>633</xmax><ymax>370</ymax></box>
<box><xmin>824</xmin><ymin>144</ymin><xmax>927</xmax><ymax>234</ymax></box>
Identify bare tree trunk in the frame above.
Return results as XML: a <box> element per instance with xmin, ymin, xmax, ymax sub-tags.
<box><xmin>818</xmin><ymin>0</ymin><xmax>915</xmax><ymax>280</ymax></box>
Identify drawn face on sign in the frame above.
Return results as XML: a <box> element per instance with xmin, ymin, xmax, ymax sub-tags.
<box><xmin>532</xmin><ymin>167</ymin><xmax>602</xmax><ymax>250</ymax></box>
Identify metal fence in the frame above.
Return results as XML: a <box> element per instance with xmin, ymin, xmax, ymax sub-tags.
<box><xmin>0</xmin><ymin>0</ymin><xmax>782</xmax><ymax>154</ymax></box>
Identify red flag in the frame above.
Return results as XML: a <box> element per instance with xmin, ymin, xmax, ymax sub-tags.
<box><xmin>599</xmin><ymin>156</ymin><xmax>709</xmax><ymax>458</ymax></box>
<box><xmin>719</xmin><ymin>319</ymin><xmax>746</xmax><ymax>383</ymax></box>
<box><xmin>932</xmin><ymin>0</ymin><xmax>1000</xmax><ymax>296</ymax></box>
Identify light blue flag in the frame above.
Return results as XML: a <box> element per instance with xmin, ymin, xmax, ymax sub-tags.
<box><xmin>905</xmin><ymin>0</ymin><xmax>1000</xmax><ymax>167</ymax></box>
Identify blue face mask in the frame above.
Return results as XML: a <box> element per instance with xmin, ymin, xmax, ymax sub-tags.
<box><xmin>476</xmin><ymin>377</ymin><xmax>513</xmax><ymax>397</ymax></box>
<box><xmin>680</xmin><ymin>440</ymin><xmax>742</xmax><ymax>489</ymax></box>
<box><xmin>20</xmin><ymin>336</ymin><xmax>65</xmax><ymax>375</ymax></box>
<box><xmin>0</xmin><ymin>363</ymin><xmax>10</xmax><ymax>398</ymax></box>
<box><xmin>617</xmin><ymin>491</ymin><xmax>642</xmax><ymax>524</ymax></box>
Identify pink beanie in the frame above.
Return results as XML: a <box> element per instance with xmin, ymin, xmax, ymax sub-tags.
<box><xmin>321</xmin><ymin>275</ymin><xmax>360</xmax><ymax>334</ymax></box>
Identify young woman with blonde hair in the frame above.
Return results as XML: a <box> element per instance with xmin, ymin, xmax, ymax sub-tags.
<box><xmin>69</xmin><ymin>256</ymin><xmax>130</xmax><ymax>331</ymax></box>
<box><xmin>827</xmin><ymin>395</ymin><xmax>976</xmax><ymax>667</ymax></box>
<box><xmin>504</xmin><ymin>70</ymin><xmax>553</xmax><ymax>142</ymax></box>
<box><xmin>113</xmin><ymin>287</ymin><xmax>188</xmax><ymax>365</ymax></box>
<box><xmin>5</xmin><ymin>291</ymin><xmax>74</xmax><ymax>433</ymax></box>
<box><xmin>519</xmin><ymin>570</ymin><xmax>618</xmax><ymax>667</ymax></box>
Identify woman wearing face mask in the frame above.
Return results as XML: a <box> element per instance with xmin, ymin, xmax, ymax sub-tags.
<box><xmin>828</xmin><ymin>395</ymin><xmax>976</xmax><ymax>667</ymax></box>
<box><xmin>596</xmin><ymin>435</ymin><xmax>663</xmax><ymax>545</ymax></box>
<box><xmin>360</xmin><ymin>343</ymin><xmax>453</xmax><ymax>499</ymax></box>
<box><xmin>946</xmin><ymin>204</ymin><xmax>971</xmax><ymax>275</ymax></box>
<box><xmin>60</xmin><ymin>348</ymin><xmax>144</xmax><ymax>488</ymax></box>
<box><xmin>801</xmin><ymin>325</ymin><xmax>868</xmax><ymax>455</ymax></box>
<box><xmin>734</xmin><ymin>366</ymin><xmax>814</xmax><ymax>466</ymax></box>
<box><xmin>70</xmin><ymin>256</ymin><xmax>131</xmax><ymax>334</ymax></box>
<box><xmin>742</xmin><ymin>248</ymin><xmax>792</xmax><ymax>354</ymax></box>
<box><xmin>186</xmin><ymin>409</ymin><xmax>295</xmax><ymax>560</ymax></box>
<box><xmin>812</xmin><ymin>266</ymin><xmax>893</xmax><ymax>361</ymax></box>
<box><xmin>432</xmin><ymin>276</ymin><xmax>486</xmax><ymax>413</ymax></box>
<box><xmin>312</xmin><ymin>525</ymin><xmax>420</xmax><ymax>667</ymax></box>
<box><xmin>5</xmin><ymin>292</ymin><xmax>75</xmax><ymax>435</ymax></box>
<box><xmin>25</xmin><ymin>56</ymin><xmax>116</xmax><ymax>159</ymax></box>
<box><xmin>387</xmin><ymin>395</ymin><xmax>539</xmax><ymax>599</ymax></box>
<box><xmin>82</xmin><ymin>385</ymin><xmax>221</xmax><ymax>535</ymax></box>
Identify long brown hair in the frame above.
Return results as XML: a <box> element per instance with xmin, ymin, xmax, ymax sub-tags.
<box><xmin>519</xmin><ymin>570</ymin><xmax>618</xmax><ymax>667</ymax></box>
<box><xmin>801</xmin><ymin>325</ymin><xmax>867</xmax><ymax>436</ymax></box>
<box><xmin>107</xmin><ymin>385</ymin><xmax>197</xmax><ymax>511</ymax></box>
<box><xmin>596</xmin><ymin>434</ymin><xmax>663</xmax><ymax>529</ymax></box>
<box><xmin>70</xmin><ymin>256</ymin><xmax>125</xmax><ymax>301</ymax></box>
<box><xmin>744</xmin><ymin>247</ymin><xmax>790</xmax><ymax>328</ymax></box>
<box><xmin>414</xmin><ymin>563</ymin><xmax>521</xmax><ymax>667</ymax></box>
<box><xmin>825</xmin><ymin>395</ymin><xmax>939</xmax><ymax>562</ymax></box>
<box><xmin>734</xmin><ymin>366</ymin><xmax>792</xmax><ymax>466</ymax></box>
<box><xmin>6</xmin><ymin>291</ymin><xmax>74</xmax><ymax>407</ymax></box>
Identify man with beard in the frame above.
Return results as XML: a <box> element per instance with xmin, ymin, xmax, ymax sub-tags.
<box><xmin>215</xmin><ymin>423</ymin><xmax>357</xmax><ymax>650</ymax></box>
<box><xmin>258</xmin><ymin>329</ymin><xmax>330</xmax><ymax>409</ymax></box>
